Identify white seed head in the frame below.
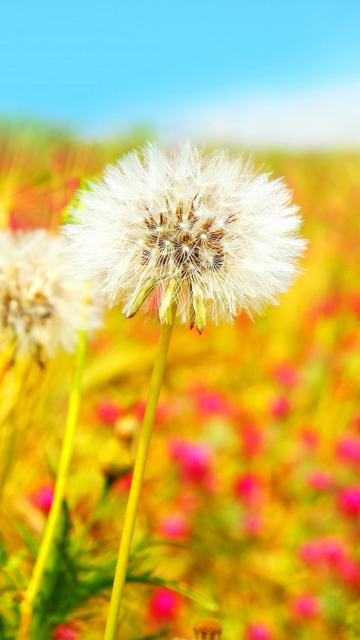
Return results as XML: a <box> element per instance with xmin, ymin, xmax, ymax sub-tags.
<box><xmin>64</xmin><ymin>142</ymin><xmax>307</xmax><ymax>332</ymax></box>
<box><xmin>0</xmin><ymin>229</ymin><xmax>101</xmax><ymax>361</ymax></box>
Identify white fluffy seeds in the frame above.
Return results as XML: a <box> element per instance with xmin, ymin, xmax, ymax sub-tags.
<box><xmin>64</xmin><ymin>142</ymin><xmax>306</xmax><ymax>332</ymax></box>
<box><xmin>0</xmin><ymin>229</ymin><xmax>100</xmax><ymax>361</ymax></box>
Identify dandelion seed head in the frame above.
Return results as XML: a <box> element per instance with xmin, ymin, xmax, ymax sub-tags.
<box><xmin>0</xmin><ymin>229</ymin><xmax>100</xmax><ymax>361</ymax></box>
<box><xmin>64</xmin><ymin>142</ymin><xmax>306</xmax><ymax>331</ymax></box>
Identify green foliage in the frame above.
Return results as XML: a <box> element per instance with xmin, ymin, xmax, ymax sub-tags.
<box><xmin>0</xmin><ymin>538</ymin><xmax>19</xmax><ymax>640</ymax></box>
<box><xmin>1</xmin><ymin>504</ymin><xmax>215</xmax><ymax>639</ymax></box>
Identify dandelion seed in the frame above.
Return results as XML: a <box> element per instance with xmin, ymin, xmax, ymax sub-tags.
<box><xmin>0</xmin><ymin>229</ymin><xmax>100</xmax><ymax>362</ymax></box>
<box><xmin>64</xmin><ymin>142</ymin><xmax>306</xmax><ymax>333</ymax></box>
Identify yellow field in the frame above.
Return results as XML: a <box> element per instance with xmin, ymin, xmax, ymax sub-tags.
<box><xmin>1</xmin><ymin>126</ymin><xmax>360</xmax><ymax>640</ymax></box>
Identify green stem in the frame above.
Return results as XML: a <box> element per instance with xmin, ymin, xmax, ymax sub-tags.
<box><xmin>17</xmin><ymin>328</ymin><xmax>88</xmax><ymax>640</ymax></box>
<box><xmin>104</xmin><ymin>318</ymin><xmax>175</xmax><ymax>640</ymax></box>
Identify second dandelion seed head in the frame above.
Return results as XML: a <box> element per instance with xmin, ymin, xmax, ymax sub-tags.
<box><xmin>0</xmin><ymin>229</ymin><xmax>100</xmax><ymax>363</ymax></box>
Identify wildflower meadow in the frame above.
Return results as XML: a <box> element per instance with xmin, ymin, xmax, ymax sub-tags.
<box><xmin>0</xmin><ymin>124</ymin><xmax>360</xmax><ymax>640</ymax></box>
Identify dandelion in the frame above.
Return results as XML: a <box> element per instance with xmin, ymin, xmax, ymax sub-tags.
<box><xmin>65</xmin><ymin>142</ymin><xmax>306</xmax><ymax>333</ymax></box>
<box><xmin>0</xmin><ymin>229</ymin><xmax>99</xmax><ymax>363</ymax></box>
<box><xmin>63</xmin><ymin>142</ymin><xmax>305</xmax><ymax>640</ymax></box>
<box><xmin>15</xmin><ymin>229</ymin><xmax>101</xmax><ymax>639</ymax></box>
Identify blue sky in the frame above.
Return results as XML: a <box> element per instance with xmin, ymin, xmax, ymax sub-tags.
<box><xmin>1</xmin><ymin>1</ymin><xmax>360</xmax><ymax>145</ymax></box>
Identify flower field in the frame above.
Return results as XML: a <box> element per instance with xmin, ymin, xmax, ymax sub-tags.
<box><xmin>1</xmin><ymin>124</ymin><xmax>360</xmax><ymax>640</ymax></box>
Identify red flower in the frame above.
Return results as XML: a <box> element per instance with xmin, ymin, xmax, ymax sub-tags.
<box><xmin>95</xmin><ymin>399</ymin><xmax>122</xmax><ymax>425</ymax></box>
<box><xmin>148</xmin><ymin>589</ymin><xmax>180</xmax><ymax>623</ymax></box>
<box><xmin>29</xmin><ymin>485</ymin><xmax>54</xmax><ymax>514</ymax></box>
<box><xmin>291</xmin><ymin>594</ymin><xmax>320</xmax><ymax>619</ymax></box>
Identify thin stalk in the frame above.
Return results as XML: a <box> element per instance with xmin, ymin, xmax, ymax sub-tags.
<box><xmin>17</xmin><ymin>327</ymin><xmax>88</xmax><ymax>640</ymax></box>
<box><xmin>104</xmin><ymin>317</ymin><xmax>175</xmax><ymax>640</ymax></box>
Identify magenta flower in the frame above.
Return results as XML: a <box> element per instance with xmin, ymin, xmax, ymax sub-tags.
<box><xmin>270</xmin><ymin>394</ymin><xmax>291</xmax><ymax>418</ymax></box>
<box><xmin>243</xmin><ymin>512</ymin><xmax>264</xmax><ymax>536</ymax></box>
<box><xmin>291</xmin><ymin>594</ymin><xmax>320</xmax><ymax>619</ymax></box>
<box><xmin>299</xmin><ymin>537</ymin><xmax>347</xmax><ymax>567</ymax></box>
<box><xmin>246</xmin><ymin>622</ymin><xmax>273</xmax><ymax>640</ymax></box>
<box><xmin>299</xmin><ymin>540</ymin><xmax>324</xmax><ymax>566</ymax></box>
<box><xmin>195</xmin><ymin>389</ymin><xmax>234</xmax><ymax>418</ymax></box>
<box><xmin>148</xmin><ymin>588</ymin><xmax>180</xmax><ymax>623</ymax></box>
<box><xmin>322</xmin><ymin>539</ymin><xmax>347</xmax><ymax>565</ymax></box>
<box><xmin>95</xmin><ymin>399</ymin><xmax>122</xmax><ymax>425</ymax></box>
<box><xmin>240</xmin><ymin>423</ymin><xmax>264</xmax><ymax>458</ymax></box>
<box><xmin>158</xmin><ymin>513</ymin><xmax>190</xmax><ymax>539</ymax></box>
<box><xmin>52</xmin><ymin>625</ymin><xmax>79</xmax><ymax>640</ymax></box>
<box><xmin>338</xmin><ymin>557</ymin><xmax>360</xmax><ymax>586</ymax></box>
<box><xmin>169</xmin><ymin>437</ymin><xmax>213</xmax><ymax>483</ymax></box>
<box><xmin>234</xmin><ymin>472</ymin><xmax>263</xmax><ymax>507</ymax></box>
<box><xmin>307</xmin><ymin>469</ymin><xmax>333</xmax><ymax>491</ymax></box>
<box><xmin>338</xmin><ymin>486</ymin><xmax>360</xmax><ymax>516</ymax></box>
<box><xmin>336</xmin><ymin>435</ymin><xmax>360</xmax><ymax>464</ymax></box>
<box><xmin>29</xmin><ymin>485</ymin><xmax>54</xmax><ymax>514</ymax></box>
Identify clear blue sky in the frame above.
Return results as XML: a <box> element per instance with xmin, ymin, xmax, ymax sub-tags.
<box><xmin>1</xmin><ymin>0</ymin><xmax>359</xmax><ymax>133</ymax></box>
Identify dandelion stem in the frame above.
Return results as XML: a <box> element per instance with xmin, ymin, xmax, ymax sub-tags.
<box><xmin>17</xmin><ymin>327</ymin><xmax>88</xmax><ymax>640</ymax></box>
<box><xmin>104</xmin><ymin>316</ymin><xmax>175</xmax><ymax>640</ymax></box>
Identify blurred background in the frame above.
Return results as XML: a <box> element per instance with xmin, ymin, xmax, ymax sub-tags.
<box><xmin>1</xmin><ymin>3</ymin><xmax>360</xmax><ymax>640</ymax></box>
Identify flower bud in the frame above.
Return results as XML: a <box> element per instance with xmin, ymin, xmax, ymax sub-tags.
<box><xmin>114</xmin><ymin>416</ymin><xmax>139</xmax><ymax>444</ymax></box>
<box><xmin>193</xmin><ymin>618</ymin><xmax>222</xmax><ymax>640</ymax></box>
<box><xmin>98</xmin><ymin>438</ymin><xmax>133</xmax><ymax>480</ymax></box>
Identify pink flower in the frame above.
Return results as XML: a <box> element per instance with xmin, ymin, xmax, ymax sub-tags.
<box><xmin>299</xmin><ymin>538</ymin><xmax>347</xmax><ymax>567</ymax></box>
<box><xmin>299</xmin><ymin>427</ymin><xmax>319</xmax><ymax>450</ymax></box>
<box><xmin>193</xmin><ymin>387</ymin><xmax>235</xmax><ymax>418</ymax></box>
<box><xmin>338</xmin><ymin>557</ymin><xmax>360</xmax><ymax>586</ymax></box>
<box><xmin>337</xmin><ymin>435</ymin><xmax>360</xmax><ymax>464</ymax></box>
<box><xmin>270</xmin><ymin>395</ymin><xmax>291</xmax><ymax>419</ymax></box>
<box><xmin>243</xmin><ymin>512</ymin><xmax>264</xmax><ymax>536</ymax></box>
<box><xmin>299</xmin><ymin>540</ymin><xmax>323</xmax><ymax>566</ymax></box>
<box><xmin>291</xmin><ymin>594</ymin><xmax>320</xmax><ymax>619</ymax></box>
<box><xmin>29</xmin><ymin>485</ymin><xmax>54</xmax><ymax>514</ymax></box>
<box><xmin>52</xmin><ymin>625</ymin><xmax>78</xmax><ymax>640</ymax></box>
<box><xmin>240</xmin><ymin>423</ymin><xmax>264</xmax><ymax>458</ymax></box>
<box><xmin>169</xmin><ymin>438</ymin><xmax>213</xmax><ymax>483</ymax></box>
<box><xmin>322</xmin><ymin>539</ymin><xmax>347</xmax><ymax>565</ymax></box>
<box><xmin>274</xmin><ymin>363</ymin><xmax>299</xmax><ymax>388</ymax></box>
<box><xmin>159</xmin><ymin>513</ymin><xmax>190</xmax><ymax>540</ymax></box>
<box><xmin>338</xmin><ymin>486</ymin><xmax>360</xmax><ymax>516</ymax></box>
<box><xmin>95</xmin><ymin>399</ymin><xmax>122</xmax><ymax>425</ymax></box>
<box><xmin>169</xmin><ymin>437</ymin><xmax>186</xmax><ymax>460</ymax></box>
<box><xmin>148</xmin><ymin>589</ymin><xmax>180</xmax><ymax>623</ymax></box>
<box><xmin>246</xmin><ymin>623</ymin><xmax>273</xmax><ymax>640</ymax></box>
<box><xmin>234</xmin><ymin>473</ymin><xmax>263</xmax><ymax>507</ymax></box>
<box><xmin>307</xmin><ymin>470</ymin><xmax>333</xmax><ymax>491</ymax></box>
